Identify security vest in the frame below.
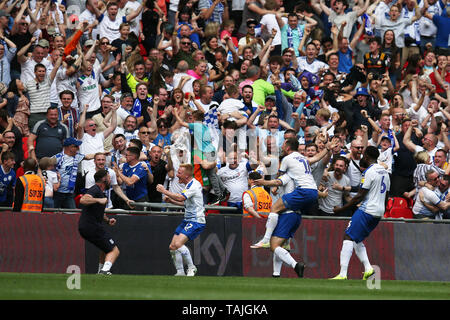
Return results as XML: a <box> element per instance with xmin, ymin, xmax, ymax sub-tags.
<box><xmin>17</xmin><ymin>174</ymin><xmax>45</xmax><ymax>213</ymax></box>
<box><xmin>242</xmin><ymin>186</ymin><xmax>272</xmax><ymax>218</ymax></box>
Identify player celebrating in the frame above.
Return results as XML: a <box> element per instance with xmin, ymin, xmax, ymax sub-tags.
<box><xmin>78</xmin><ymin>169</ymin><xmax>119</xmax><ymax>275</ymax></box>
<box><xmin>251</xmin><ymin>135</ymin><xmax>339</xmax><ymax>249</ymax></box>
<box><xmin>254</xmin><ymin>138</ymin><xmax>334</xmax><ymax>278</ymax></box>
<box><xmin>331</xmin><ymin>146</ymin><xmax>390</xmax><ymax>280</ymax></box>
<box><xmin>156</xmin><ymin>164</ymin><xmax>205</xmax><ymax>277</ymax></box>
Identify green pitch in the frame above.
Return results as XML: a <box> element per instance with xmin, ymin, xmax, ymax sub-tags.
<box><xmin>0</xmin><ymin>273</ymin><xmax>449</xmax><ymax>300</ymax></box>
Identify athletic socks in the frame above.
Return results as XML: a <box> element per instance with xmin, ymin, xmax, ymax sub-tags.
<box><xmin>98</xmin><ymin>263</ymin><xmax>104</xmax><ymax>274</ymax></box>
<box><xmin>338</xmin><ymin>240</ymin><xmax>354</xmax><ymax>277</ymax></box>
<box><xmin>178</xmin><ymin>245</ymin><xmax>195</xmax><ymax>269</ymax></box>
<box><xmin>273</xmin><ymin>246</ymin><xmax>297</xmax><ymax>269</ymax></box>
<box><xmin>101</xmin><ymin>261</ymin><xmax>113</xmax><ymax>272</ymax></box>
<box><xmin>262</xmin><ymin>213</ymin><xmax>279</xmax><ymax>243</ymax></box>
<box><xmin>272</xmin><ymin>254</ymin><xmax>283</xmax><ymax>277</ymax></box>
<box><xmin>170</xmin><ymin>249</ymin><xmax>184</xmax><ymax>273</ymax></box>
<box><xmin>353</xmin><ymin>241</ymin><xmax>372</xmax><ymax>272</ymax></box>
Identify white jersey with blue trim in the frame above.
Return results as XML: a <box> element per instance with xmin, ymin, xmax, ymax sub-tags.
<box><xmin>181</xmin><ymin>178</ymin><xmax>206</xmax><ymax>224</ymax></box>
<box><xmin>279</xmin><ymin>152</ymin><xmax>317</xmax><ymax>190</ymax></box>
<box><xmin>358</xmin><ymin>163</ymin><xmax>390</xmax><ymax>217</ymax></box>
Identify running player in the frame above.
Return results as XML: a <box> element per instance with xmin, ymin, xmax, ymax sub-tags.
<box><xmin>254</xmin><ymin>138</ymin><xmax>336</xmax><ymax>277</ymax></box>
<box><xmin>331</xmin><ymin>146</ymin><xmax>390</xmax><ymax>280</ymax></box>
<box><xmin>78</xmin><ymin>169</ymin><xmax>119</xmax><ymax>275</ymax></box>
<box><xmin>156</xmin><ymin>164</ymin><xmax>205</xmax><ymax>276</ymax></box>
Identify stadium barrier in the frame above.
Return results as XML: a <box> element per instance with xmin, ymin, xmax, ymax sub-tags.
<box><xmin>1</xmin><ymin>206</ymin><xmax>449</xmax><ymax>281</ymax></box>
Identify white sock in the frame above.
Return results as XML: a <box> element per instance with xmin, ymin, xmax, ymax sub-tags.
<box><xmin>339</xmin><ymin>240</ymin><xmax>354</xmax><ymax>277</ymax></box>
<box><xmin>170</xmin><ymin>249</ymin><xmax>184</xmax><ymax>273</ymax></box>
<box><xmin>272</xmin><ymin>254</ymin><xmax>283</xmax><ymax>276</ymax></box>
<box><xmin>178</xmin><ymin>245</ymin><xmax>195</xmax><ymax>269</ymax></box>
<box><xmin>101</xmin><ymin>261</ymin><xmax>112</xmax><ymax>272</ymax></box>
<box><xmin>98</xmin><ymin>263</ymin><xmax>104</xmax><ymax>273</ymax></box>
<box><xmin>274</xmin><ymin>246</ymin><xmax>297</xmax><ymax>269</ymax></box>
<box><xmin>353</xmin><ymin>241</ymin><xmax>372</xmax><ymax>272</ymax></box>
<box><xmin>262</xmin><ymin>213</ymin><xmax>279</xmax><ymax>243</ymax></box>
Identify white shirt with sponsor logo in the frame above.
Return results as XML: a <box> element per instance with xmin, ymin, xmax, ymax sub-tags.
<box><xmin>279</xmin><ymin>151</ymin><xmax>317</xmax><ymax>190</ymax></box>
<box><xmin>181</xmin><ymin>178</ymin><xmax>206</xmax><ymax>224</ymax></box>
<box><xmin>358</xmin><ymin>163</ymin><xmax>390</xmax><ymax>217</ymax></box>
<box><xmin>218</xmin><ymin>160</ymin><xmax>252</xmax><ymax>202</ymax></box>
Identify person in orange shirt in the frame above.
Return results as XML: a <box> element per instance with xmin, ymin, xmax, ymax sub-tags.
<box><xmin>242</xmin><ymin>171</ymin><xmax>272</xmax><ymax>218</ymax></box>
<box><xmin>12</xmin><ymin>158</ymin><xmax>44</xmax><ymax>213</ymax></box>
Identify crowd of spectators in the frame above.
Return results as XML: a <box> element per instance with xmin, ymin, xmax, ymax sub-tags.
<box><xmin>0</xmin><ymin>0</ymin><xmax>449</xmax><ymax>220</ymax></box>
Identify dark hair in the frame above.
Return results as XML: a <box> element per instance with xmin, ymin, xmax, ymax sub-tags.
<box><xmin>1</xmin><ymin>151</ymin><xmax>14</xmax><ymax>162</ymax></box>
<box><xmin>126</xmin><ymin>146</ymin><xmax>141</xmax><ymax>158</ymax></box>
<box><xmin>129</xmin><ymin>138</ymin><xmax>143</xmax><ymax>151</ymax></box>
<box><xmin>241</xmin><ymin>84</ymin><xmax>253</xmax><ymax>92</ymax></box>
<box><xmin>7</xmin><ymin>78</ymin><xmax>20</xmax><ymax>96</ymax></box>
<box><xmin>364</xmin><ymin>146</ymin><xmax>380</xmax><ymax>161</ymax></box>
<box><xmin>113</xmin><ymin>133</ymin><xmax>126</xmax><ymax>141</ymax></box>
<box><xmin>0</xmin><ymin>109</ymin><xmax>7</xmax><ymax>121</ymax></box>
<box><xmin>327</xmin><ymin>52</ymin><xmax>339</xmax><ymax>62</ymax></box>
<box><xmin>46</xmin><ymin>106</ymin><xmax>58</xmax><ymax>114</ymax></box>
<box><xmin>59</xmin><ymin>90</ymin><xmax>75</xmax><ymax>99</ymax></box>
<box><xmin>223</xmin><ymin>120</ymin><xmax>237</xmax><ymax>130</ymax></box>
<box><xmin>34</xmin><ymin>63</ymin><xmax>46</xmax><ymax>72</ymax></box>
<box><xmin>306</xmin><ymin>143</ymin><xmax>318</xmax><ymax>152</ymax></box>
<box><xmin>331</xmin><ymin>155</ymin><xmax>349</xmax><ymax>169</ymax></box>
<box><xmin>284</xmin><ymin>128</ymin><xmax>297</xmax><ymax>136</ymax></box>
<box><xmin>369</xmin><ymin>36</ymin><xmax>382</xmax><ymax>46</ymax></box>
<box><xmin>94</xmin><ymin>169</ymin><xmax>109</xmax><ymax>183</ymax></box>
<box><xmin>134</xmin><ymin>60</ymin><xmax>145</xmax><ymax>67</ymax></box>
<box><xmin>284</xmin><ymin>138</ymin><xmax>299</xmax><ymax>151</ymax></box>
<box><xmin>215</xmin><ymin>46</ymin><xmax>227</xmax><ymax>56</ymax></box>
<box><xmin>249</xmin><ymin>171</ymin><xmax>262</xmax><ymax>180</ymax></box>
<box><xmin>23</xmin><ymin>157</ymin><xmax>37</xmax><ymax>172</ymax></box>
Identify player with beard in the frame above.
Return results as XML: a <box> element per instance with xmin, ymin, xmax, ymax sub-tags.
<box><xmin>79</xmin><ymin>169</ymin><xmax>119</xmax><ymax>275</ymax></box>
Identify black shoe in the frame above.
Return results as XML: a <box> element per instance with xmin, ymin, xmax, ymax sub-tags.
<box><xmin>218</xmin><ymin>192</ymin><xmax>228</xmax><ymax>203</ymax></box>
<box><xmin>294</xmin><ymin>262</ymin><xmax>305</xmax><ymax>278</ymax></box>
<box><xmin>208</xmin><ymin>194</ymin><xmax>220</xmax><ymax>205</ymax></box>
<box><xmin>272</xmin><ymin>274</ymin><xmax>280</xmax><ymax>278</ymax></box>
<box><xmin>98</xmin><ymin>270</ymin><xmax>112</xmax><ymax>275</ymax></box>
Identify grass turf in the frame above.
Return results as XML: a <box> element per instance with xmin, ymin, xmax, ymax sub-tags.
<box><xmin>0</xmin><ymin>273</ymin><xmax>449</xmax><ymax>300</ymax></box>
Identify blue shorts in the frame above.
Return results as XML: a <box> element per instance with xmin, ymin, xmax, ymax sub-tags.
<box><xmin>345</xmin><ymin>209</ymin><xmax>381</xmax><ymax>243</ymax></box>
<box><xmin>281</xmin><ymin>188</ymin><xmax>318</xmax><ymax>212</ymax></box>
<box><xmin>272</xmin><ymin>212</ymin><xmax>302</xmax><ymax>240</ymax></box>
<box><xmin>175</xmin><ymin>220</ymin><xmax>206</xmax><ymax>241</ymax></box>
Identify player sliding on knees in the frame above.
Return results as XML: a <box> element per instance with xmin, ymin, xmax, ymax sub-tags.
<box><xmin>251</xmin><ymin>135</ymin><xmax>339</xmax><ymax>249</ymax></box>
<box><xmin>156</xmin><ymin>164</ymin><xmax>205</xmax><ymax>276</ymax></box>
<box><xmin>252</xmin><ymin>137</ymin><xmax>339</xmax><ymax>278</ymax></box>
<box><xmin>331</xmin><ymin>146</ymin><xmax>389</xmax><ymax>280</ymax></box>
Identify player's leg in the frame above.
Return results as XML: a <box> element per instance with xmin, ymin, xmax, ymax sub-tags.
<box><xmin>169</xmin><ymin>232</ymin><xmax>189</xmax><ymax>276</ymax></box>
<box><xmin>98</xmin><ymin>251</ymin><xmax>106</xmax><ymax>274</ymax></box>
<box><xmin>250</xmin><ymin>212</ymin><xmax>279</xmax><ymax>248</ymax></box>
<box><xmin>331</xmin><ymin>209</ymin><xmax>380</xmax><ymax>280</ymax></box>
<box><xmin>250</xmin><ymin>198</ymin><xmax>286</xmax><ymax>248</ymax></box>
<box><xmin>100</xmin><ymin>246</ymin><xmax>120</xmax><ymax>274</ymax></box>
<box><xmin>330</xmin><ymin>233</ymin><xmax>354</xmax><ymax>280</ymax></box>
<box><xmin>82</xmin><ymin>227</ymin><xmax>119</xmax><ymax>275</ymax></box>
<box><xmin>170</xmin><ymin>221</ymin><xmax>205</xmax><ymax>276</ymax></box>
<box><xmin>353</xmin><ymin>241</ymin><xmax>375</xmax><ymax>279</ymax></box>
<box><xmin>270</xmin><ymin>212</ymin><xmax>305</xmax><ymax>278</ymax></box>
<box><xmin>272</xmin><ymin>253</ymin><xmax>283</xmax><ymax>278</ymax></box>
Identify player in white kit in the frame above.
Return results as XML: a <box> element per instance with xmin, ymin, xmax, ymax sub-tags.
<box><xmin>156</xmin><ymin>164</ymin><xmax>205</xmax><ymax>276</ymax></box>
<box><xmin>331</xmin><ymin>146</ymin><xmax>390</xmax><ymax>280</ymax></box>
<box><xmin>253</xmin><ymin>138</ymin><xmax>337</xmax><ymax>277</ymax></box>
